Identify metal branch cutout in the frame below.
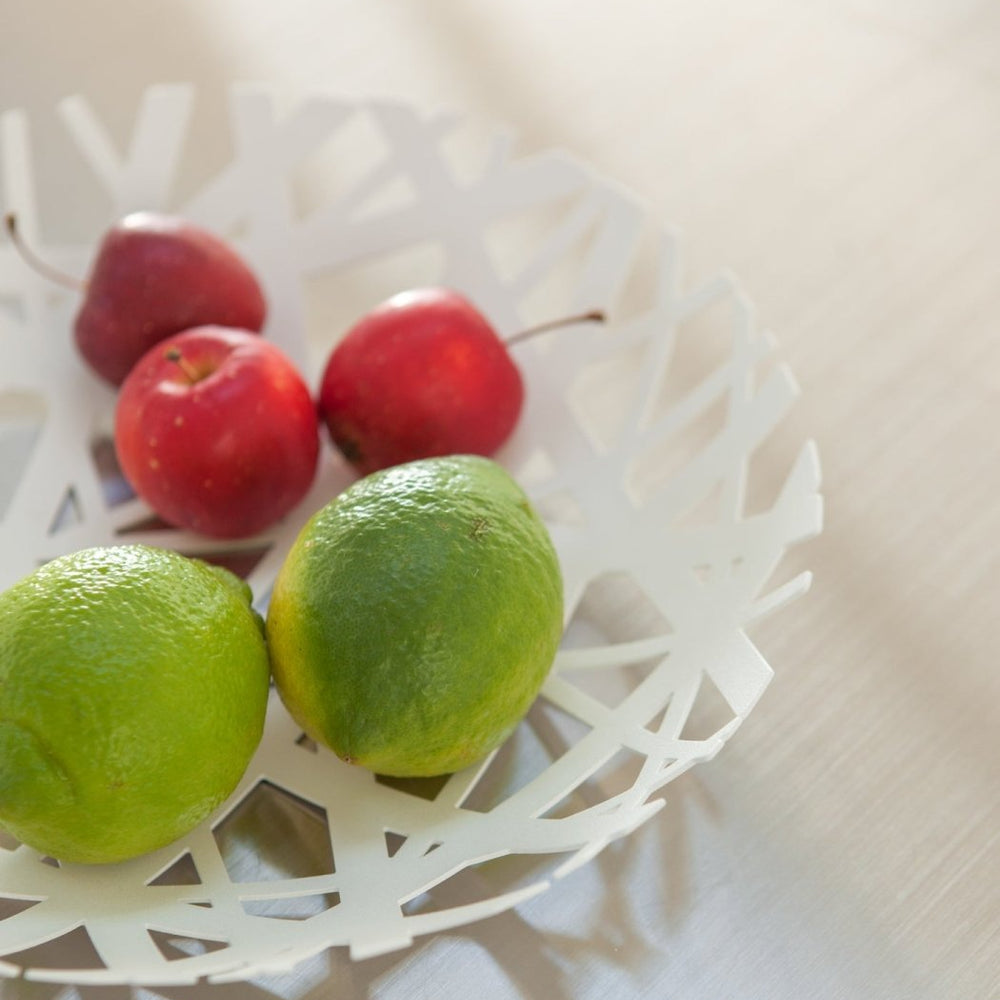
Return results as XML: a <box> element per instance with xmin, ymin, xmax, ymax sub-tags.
<box><xmin>0</xmin><ymin>85</ymin><xmax>822</xmax><ymax>985</ymax></box>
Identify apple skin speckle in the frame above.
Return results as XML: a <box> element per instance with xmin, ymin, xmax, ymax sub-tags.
<box><xmin>115</xmin><ymin>326</ymin><xmax>319</xmax><ymax>540</ymax></box>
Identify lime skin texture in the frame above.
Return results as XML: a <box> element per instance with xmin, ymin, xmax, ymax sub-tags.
<box><xmin>266</xmin><ymin>455</ymin><xmax>564</xmax><ymax>778</ymax></box>
<box><xmin>0</xmin><ymin>544</ymin><xmax>271</xmax><ymax>864</ymax></box>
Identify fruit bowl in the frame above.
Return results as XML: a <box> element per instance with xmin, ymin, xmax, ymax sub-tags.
<box><xmin>0</xmin><ymin>84</ymin><xmax>822</xmax><ymax>985</ymax></box>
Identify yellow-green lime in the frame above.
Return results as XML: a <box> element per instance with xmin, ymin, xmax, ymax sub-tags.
<box><xmin>0</xmin><ymin>544</ymin><xmax>271</xmax><ymax>864</ymax></box>
<box><xmin>266</xmin><ymin>455</ymin><xmax>564</xmax><ymax>777</ymax></box>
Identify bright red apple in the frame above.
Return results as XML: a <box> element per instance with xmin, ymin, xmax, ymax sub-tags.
<box><xmin>318</xmin><ymin>288</ymin><xmax>523</xmax><ymax>475</ymax></box>
<box><xmin>317</xmin><ymin>288</ymin><xmax>603</xmax><ymax>475</ymax></box>
<box><xmin>114</xmin><ymin>326</ymin><xmax>319</xmax><ymax>539</ymax></box>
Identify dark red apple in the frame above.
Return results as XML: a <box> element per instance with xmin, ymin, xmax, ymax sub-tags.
<box><xmin>75</xmin><ymin>212</ymin><xmax>267</xmax><ymax>385</ymax></box>
<box><xmin>317</xmin><ymin>288</ymin><xmax>525</xmax><ymax>475</ymax></box>
<box><xmin>114</xmin><ymin>326</ymin><xmax>319</xmax><ymax>539</ymax></box>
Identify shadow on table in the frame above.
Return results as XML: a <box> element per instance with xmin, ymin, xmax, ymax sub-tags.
<box><xmin>0</xmin><ymin>771</ymin><xmax>714</xmax><ymax>1000</ymax></box>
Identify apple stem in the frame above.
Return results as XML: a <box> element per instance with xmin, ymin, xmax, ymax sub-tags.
<box><xmin>505</xmin><ymin>308</ymin><xmax>606</xmax><ymax>347</ymax></box>
<box><xmin>164</xmin><ymin>347</ymin><xmax>202</xmax><ymax>384</ymax></box>
<box><xmin>3</xmin><ymin>212</ymin><xmax>87</xmax><ymax>292</ymax></box>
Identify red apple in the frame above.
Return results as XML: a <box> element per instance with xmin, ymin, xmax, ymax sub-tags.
<box><xmin>114</xmin><ymin>326</ymin><xmax>319</xmax><ymax>539</ymax></box>
<box><xmin>317</xmin><ymin>288</ymin><xmax>524</xmax><ymax>475</ymax></box>
<box><xmin>317</xmin><ymin>288</ymin><xmax>604</xmax><ymax>475</ymax></box>
<box><xmin>75</xmin><ymin>212</ymin><xmax>267</xmax><ymax>385</ymax></box>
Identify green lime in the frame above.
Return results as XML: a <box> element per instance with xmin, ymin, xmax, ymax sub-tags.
<box><xmin>266</xmin><ymin>455</ymin><xmax>563</xmax><ymax>777</ymax></box>
<box><xmin>0</xmin><ymin>544</ymin><xmax>270</xmax><ymax>864</ymax></box>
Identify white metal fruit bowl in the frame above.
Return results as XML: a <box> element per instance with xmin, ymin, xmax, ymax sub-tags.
<box><xmin>0</xmin><ymin>84</ymin><xmax>822</xmax><ymax>986</ymax></box>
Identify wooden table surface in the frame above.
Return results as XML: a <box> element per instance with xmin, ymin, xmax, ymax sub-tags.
<box><xmin>2</xmin><ymin>2</ymin><xmax>998</xmax><ymax>998</ymax></box>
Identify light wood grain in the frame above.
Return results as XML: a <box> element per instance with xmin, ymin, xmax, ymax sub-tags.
<box><xmin>2</xmin><ymin>2</ymin><xmax>997</xmax><ymax>997</ymax></box>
